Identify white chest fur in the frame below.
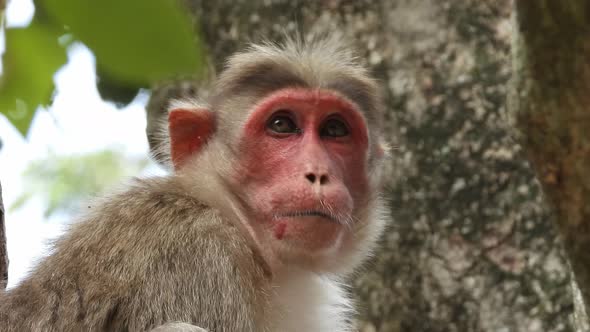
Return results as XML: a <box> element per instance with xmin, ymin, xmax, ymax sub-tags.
<box><xmin>266</xmin><ymin>271</ymin><xmax>354</xmax><ymax>332</ymax></box>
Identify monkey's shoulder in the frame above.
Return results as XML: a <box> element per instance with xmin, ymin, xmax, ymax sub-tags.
<box><xmin>97</xmin><ymin>176</ymin><xmax>209</xmax><ymax>223</ymax></box>
<box><xmin>4</xmin><ymin>177</ymin><xmax>269</xmax><ymax>331</ymax></box>
<box><xmin>67</xmin><ymin>176</ymin><xmax>258</xmax><ymax>262</ymax></box>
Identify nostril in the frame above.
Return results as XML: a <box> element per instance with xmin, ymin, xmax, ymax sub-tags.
<box><xmin>305</xmin><ymin>173</ymin><xmax>316</xmax><ymax>183</ymax></box>
<box><xmin>319</xmin><ymin>175</ymin><xmax>328</xmax><ymax>185</ymax></box>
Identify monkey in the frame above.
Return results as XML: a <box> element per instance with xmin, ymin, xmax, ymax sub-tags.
<box><xmin>0</xmin><ymin>36</ymin><xmax>389</xmax><ymax>332</ymax></box>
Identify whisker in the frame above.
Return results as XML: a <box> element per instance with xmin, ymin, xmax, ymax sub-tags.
<box><xmin>320</xmin><ymin>199</ymin><xmax>354</xmax><ymax>229</ymax></box>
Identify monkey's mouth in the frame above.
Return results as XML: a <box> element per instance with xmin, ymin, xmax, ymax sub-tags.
<box><xmin>277</xmin><ymin>210</ymin><xmax>339</xmax><ymax>223</ymax></box>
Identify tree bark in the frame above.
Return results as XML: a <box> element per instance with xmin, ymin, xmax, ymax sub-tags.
<box><xmin>0</xmin><ymin>0</ymin><xmax>7</xmax><ymax>293</ymax></box>
<box><xmin>510</xmin><ymin>0</ymin><xmax>590</xmax><ymax>315</ymax></box>
<box><xmin>0</xmin><ymin>182</ymin><xmax>8</xmax><ymax>290</ymax></box>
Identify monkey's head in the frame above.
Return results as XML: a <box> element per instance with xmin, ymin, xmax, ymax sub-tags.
<box><xmin>167</xmin><ymin>37</ymin><xmax>388</xmax><ymax>275</ymax></box>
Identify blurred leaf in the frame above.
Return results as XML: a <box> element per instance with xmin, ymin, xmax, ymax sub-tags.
<box><xmin>41</xmin><ymin>0</ymin><xmax>205</xmax><ymax>87</ymax></box>
<box><xmin>96</xmin><ymin>66</ymin><xmax>139</xmax><ymax>107</ymax></box>
<box><xmin>0</xmin><ymin>21</ymin><xmax>67</xmax><ymax>135</ymax></box>
<box><xmin>10</xmin><ymin>149</ymin><xmax>150</xmax><ymax>218</ymax></box>
<box><xmin>9</xmin><ymin>192</ymin><xmax>32</xmax><ymax>213</ymax></box>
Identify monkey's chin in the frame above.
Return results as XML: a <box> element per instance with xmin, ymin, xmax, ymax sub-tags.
<box><xmin>269</xmin><ymin>215</ymin><xmax>345</xmax><ymax>267</ymax></box>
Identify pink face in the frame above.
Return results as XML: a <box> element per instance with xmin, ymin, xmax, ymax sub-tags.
<box><xmin>235</xmin><ymin>88</ymin><xmax>371</xmax><ymax>258</ymax></box>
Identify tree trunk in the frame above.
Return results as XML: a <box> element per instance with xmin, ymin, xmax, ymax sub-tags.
<box><xmin>510</xmin><ymin>0</ymin><xmax>590</xmax><ymax>316</ymax></box>
<box><xmin>0</xmin><ymin>182</ymin><xmax>8</xmax><ymax>290</ymax></box>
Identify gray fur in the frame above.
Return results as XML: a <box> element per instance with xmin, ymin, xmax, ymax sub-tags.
<box><xmin>0</xmin><ymin>178</ymin><xmax>268</xmax><ymax>331</ymax></box>
<box><xmin>149</xmin><ymin>322</ymin><xmax>208</xmax><ymax>331</ymax></box>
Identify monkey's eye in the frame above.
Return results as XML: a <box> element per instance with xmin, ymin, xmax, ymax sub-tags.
<box><xmin>320</xmin><ymin>118</ymin><xmax>349</xmax><ymax>138</ymax></box>
<box><xmin>267</xmin><ymin>113</ymin><xmax>299</xmax><ymax>135</ymax></box>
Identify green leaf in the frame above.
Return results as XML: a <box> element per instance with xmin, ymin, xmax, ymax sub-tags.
<box><xmin>96</xmin><ymin>65</ymin><xmax>140</xmax><ymax>106</ymax></box>
<box><xmin>41</xmin><ymin>0</ymin><xmax>204</xmax><ymax>87</ymax></box>
<box><xmin>0</xmin><ymin>21</ymin><xmax>67</xmax><ymax>135</ymax></box>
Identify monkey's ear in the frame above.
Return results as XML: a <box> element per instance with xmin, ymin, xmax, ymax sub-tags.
<box><xmin>169</xmin><ymin>108</ymin><xmax>215</xmax><ymax>170</ymax></box>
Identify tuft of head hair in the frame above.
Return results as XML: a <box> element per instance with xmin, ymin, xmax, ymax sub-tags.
<box><xmin>226</xmin><ymin>34</ymin><xmax>371</xmax><ymax>87</ymax></box>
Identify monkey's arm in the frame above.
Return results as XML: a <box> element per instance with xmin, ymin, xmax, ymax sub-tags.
<box><xmin>0</xmin><ymin>178</ymin><xmax>268</xmax><ymax>332</ymax></box>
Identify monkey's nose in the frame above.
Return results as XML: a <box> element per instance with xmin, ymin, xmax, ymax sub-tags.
<box><xmin>305</xmin><ymin>173</ymin><xmax>329</xmax><ymax>185</ymax></box>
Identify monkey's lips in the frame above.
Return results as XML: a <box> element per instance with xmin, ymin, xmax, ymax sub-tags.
<box><xmin>277</xmin><ymin>210</ymin><xmax>339</xmax><ymax>223</ymax></box>
<box><xmin>270</xmin><ymin>209</ymin><xmax>345</xmax><ymax>252</ymax></box>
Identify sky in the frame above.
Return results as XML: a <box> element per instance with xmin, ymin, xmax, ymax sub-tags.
<box><xmin>0</xmin><ymin>0</ymin><xmax>163</xmax><ymax>287</ymax></box>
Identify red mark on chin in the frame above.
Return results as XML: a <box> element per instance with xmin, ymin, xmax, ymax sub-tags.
<box><xmin>274</xmin><ymin>222</ymin><xmax>287</xmax><ymax>240</ymax></box>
